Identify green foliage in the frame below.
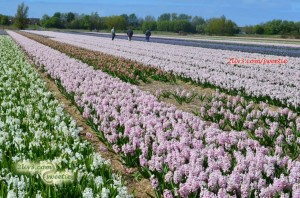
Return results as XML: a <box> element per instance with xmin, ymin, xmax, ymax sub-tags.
<box><xmin>144</xmin><ymin>15</ymin><xmax>156</xmax><ymax>22</ymax></box>
<box><xmin>142</xmin><ymin>21</ymin><xmax>157</xmax><ymax>32</ymax></box>
<box><xmin>157</xmin><ymin>20</ymin><xmax>193</xmax><ymax>33</ymax></box>
<box><xmin>66</xmin><ymin>12</ymin><xmax>75</xmax><ymax>23</ymax></box>
<box><xmin>177</xmin><ymin>13</ymin><xmax>192</xmax><ymax>21</ymax></box>
<box><xmin>253</xmin><ymin>24</ymin><xmax>265</xmax><ymax>34</ymax></box>
<box><xmin>264</xmin><ymin>19</ymin><xmax>282</xmax><ymax>34</ymax></box>
<box><xmin>105</xmin><ymin>15</ymin><xmax>127</xmax><ymax>30</ymax></box>
<box><xmin>206</xmin><ymin>16</ymin><xmax>239</xmax><ymax>36</ymax></box>
<box><xmin>128</xmin><ymin>13</ymin><xmax>139</xmax><ymax>28</ymax></box>
<box><xmin>14</xmin><ymin>2</ymin><xmax>29</xmax><ymax>29</ymax></box>
<box><xmin>41</xmin><ymin>15</ymin><xmax>62</xmax><ymax>28</ymax></box>
<box><xmin>40</xmin><ymin>12</ymin><xmax>105</xmax><ymax>30</ymax></box>
<box><xmin>196</xmin><ymin>24</ymin><xmax>206</xmax><ymax>34</ymax></box>
<box><xmin>191</xmin><ymin>16</ymin><xmax>205</xmax><ymax>27</ymax></box>
<box><xmin>243</xmin><ymin>19</ymin><xmax>300</xmax><ymax>36</ymax></box>
<box><xmin>243</xmin><ymin>25</ymin><xmax>254</xmax><ymax>34</ymax></box>
<box><xmin>89</xmin><ymin>12</ymin><xmax>104</xmax><ymax>30</ymax></box>
<box><xmin>172</xmin><ymin>20</ymin><xmax>193</xmax><ymax>33</ymax></box>
<box><xmin>0</xmin><ymin>15</ymin><xmax>10</xmax><ymax>25</ymax></box>
<box><xmin>157</xmin><ymin>21</ymin><xmax>170</xmax><ymax>31</ymax></box>
<box><xmin>156</xmin><ymin>13</ymin><xmax>194</xmax><ymax>33</ymax></box>
<box><xmin>119</xmin><ymin>13</ymin><xmax>143</xmax><ymax>30</ymax></box>
<box><xmin>158</xmin><ymin>13</ymin><xmax>171</xmax><ymax>21</ymax></box>
<box><xmin>40</xmin><ymin>14</ymin><xmax>50</xmax><ymax>26</ymax></box>
<box><xmin>40</xmin><ymin>13</ymin><xmax>63</xmax><ymax>28</ymax></box>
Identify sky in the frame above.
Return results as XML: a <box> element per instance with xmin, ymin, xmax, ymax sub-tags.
<box><xmin>0</xmin><ymin>0</ymin><xmax>299</xmax><ymax>26</ymax></box>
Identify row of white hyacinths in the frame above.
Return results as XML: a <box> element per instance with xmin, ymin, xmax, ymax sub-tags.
<box><xmin>0</xmin><ymin>35</ymin><xmax>131</xmax><ymax>198</ymax></box>
<box><xmin>24</xmin><ymin>30</ymin><xmax>300</xmax><ymax>110</ymax></box>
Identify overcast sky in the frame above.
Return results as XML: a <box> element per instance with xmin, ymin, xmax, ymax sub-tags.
<box><xmin>0</xmin><ymin>0</ymin><xmax>299</xmax><ymax>26</ymax></box>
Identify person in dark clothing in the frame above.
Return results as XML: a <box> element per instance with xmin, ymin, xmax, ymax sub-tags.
<box><xmin>145</xmin><ymin>30</ymin><xmax>151</xmax><ymax>42</ymax></box>
<box><xmin>111</xmin><ymin>27</ymin><xmax>116</xmax><ymax>40</ymax></box>
<box><xmin>127</xmin><ymin>29</ymin><xmax>133</xmax><ymax>41</ymax></box>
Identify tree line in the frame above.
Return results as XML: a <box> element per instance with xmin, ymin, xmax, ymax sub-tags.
<box><xmin>243</xmin><ymin>20</ymin><xmax>300</xmax><ymax>38</ymax></box>
<box><xmin>1</xmin><ymin>3</ymin><xmax>300</xmax><ymax>37</ymax></box>
<box><xmin>38</xmin><ymin>12</ymin><xmax>239</xmax><ymax>35</ymax></box>
<box><xmin>38</xmin><ymin>12</ymin><xmax>300</xmax><ymax>37</ymax></box>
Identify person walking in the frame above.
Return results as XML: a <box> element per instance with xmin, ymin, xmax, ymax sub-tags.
<box><xmin>145</xmin><ymin>29</ymin><xmax>151</xmax><ymax>42</ymax></box>
<box><xmin>127</xmin><ymin>29</ymin><xmax>133</xmax><ymax>41</ymax></box>
<box><xmin>111</xmin><ymin>27</ymin><xmax>116</xmax><ymax>40</ymax></box>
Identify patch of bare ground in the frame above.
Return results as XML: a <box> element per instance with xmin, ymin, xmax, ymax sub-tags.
<box><xmin>138</xmin><ymin>79</ymin><xmax>284</xmax><ymax>115</ymax></box>
<box><xmin>26</xmin><ymin>59</ymin><xmax>155</xmax><ymax>198</ymax></box>
<box><xmin>138</xmin><ymin>79</ymin><xmax>215</xmax><ymax>113</ymax></box>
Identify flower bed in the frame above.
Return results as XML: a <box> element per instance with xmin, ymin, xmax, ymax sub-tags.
<box><xmin>191</xmin><ymin>90</ymin><xmax>300</xmax><ymax>159</ymax></box>
<box><xmin>0</xmin><ymin>35</ymin><xmax>131</xmax><ymax>198</ymax></box>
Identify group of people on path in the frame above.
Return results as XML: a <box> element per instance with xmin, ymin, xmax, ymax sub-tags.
<box><xmin>111</xmin><ymin>27</ymin><xmax>151</xmax><ymax>42</ymax></box>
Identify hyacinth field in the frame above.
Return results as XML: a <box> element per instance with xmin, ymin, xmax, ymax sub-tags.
<box><xmin>1</xmin><ymin>29</ymin><xmax>300</xmax><ymax>198</ymax></box>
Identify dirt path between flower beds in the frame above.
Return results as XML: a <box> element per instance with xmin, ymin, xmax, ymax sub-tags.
<box><xmin>25</xmin><ymin>60</ymin><xmax>155</xmax><ymax>198</ymax></box>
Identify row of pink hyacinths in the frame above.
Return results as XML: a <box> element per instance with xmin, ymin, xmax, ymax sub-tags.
<box><xmin>9</xmin><ymin>31</ymin><xmax>300</xmax><ymax>198</ymax></box>
<box><xmin>24</xmin><ymin>30</ymin><xmax>300</xmax><ymax>109</ymax></box>
<box><xmin>195</xmin><ymin>90</ymin><xmax>300</xmax><ymax>160</ymax></box>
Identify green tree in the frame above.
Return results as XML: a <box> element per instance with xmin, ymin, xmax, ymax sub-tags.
<box><xmin>89</xmin><ymin>12</ymin><xmax>102</xmax><ymax>30</ymax></box>
<box><xmin>128</xmin><ymin>13</ymin><xmax>138</xmax><ymax>28</ymax></box>
<box><xmin>192</xmin><ymin>16</ymin><xmax>206</xmax><ymax>33</ymax></box>
<box><xmin>142</xmin><ymin>21</ymin><xmax>157</xmax><ymax>32</ymax></box>
<box><xmin>49</xmin><ymin>16</ymin><xmax>62</xmax><ymax>28</ymax></box>
<box><xmin>105</xmin><ymin>16</ymin><xmax>127</xmax><ymax>30</ymax></box>
<box><xmin>254</xmin><ymin>24</ymin><xmax>264</xmax><ymax>34</ymax></box>
<box><xmin>158</xmin><ymin>13</ymin><xmax>171</xmax><ymax>21</ymax></box>
<box><xmin>81</xmin><ymin>15</ymin><xmax>92</xmax><ymax>30</ymax></box>
<box><xmin>264</xmin><ymin>19</ymin><xmax>282</xmax><ymax>34</ymax></box>
<box><xmin>177</xmin><ymin>14</ymin><xmax>191</xmax><ymax>21</ymax></box>
<box><xmin>295</xmin><ymin>22</ymin><xmax>300</xmax><ymax>34</ymax></box>
<box><xmin>66</xmin><ymin>12</ymin><xmax>75</xmax><ymax>23</ymax></box>
<box><xmin>196</xmin><ymin>24</ymin><xmax>206</xmax><ymax>34</ymax></box>
<box><xmin>68</xmin><ymin>18</ymin><xmax>81</xmax><ymax>29</ymax></box>
<box><xmin>206</xmin><ymin>16</ymin><xmax>238</xmax><ymax>35</ymax></box>
<box><xmin>144</xmin><ymin>15</ymin><xmax>155</xmax><ymax>22</ymax></box>
<box><xmin>171</xmin><ymin>13</ymin><xmax>178</xmax><ymax>21</ymax></box>
<box><xmin>14</xmin><ymin>2</ymin><xmax>29</xmax><ymax>29</ymax></box>
<box><xmin>40</xmin><ymin>14</ymin><xmax>50</xmax><ymax>27</ymax></box>
<box><xmin>53</xmin><ymin>12</ymin><xmax>61</xmax><ymax>18</ymax></box>
<box><xmin>157</xmin><ymin>21</ymin><xmax>170</xmax><ymax>31</ymax></box>
<box><xmin>280</xmin><ymin>20</ymin><xmax>293</xmax><ymax>34</ymax></box>
<box><xmin>191</xmin><ymin>16</ymin><xmax>205</xmax><ymax>26</ymax></box>
<box><xmin>0</xmin><ymin>15</ymin><xmax>10</xmax><ymax>25</ymax></box>
<box><xmin>40</xmin><ymin>13</ymin><xmax>65</xmax><ymax>28</ymax></box>
<box><xmin>243</xmin><ymin>25</ymin><xmax>254</xmax><ymax>34</ymax></box>
<box><xmin>120</xmin><ymin>14</ymin><xmax>129</xmax><ymax>23</ymax></box>
<box><xmin>172</xmin><ymin>20</ymin><xmax>192</xmax><ymax>33</ymax></box>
